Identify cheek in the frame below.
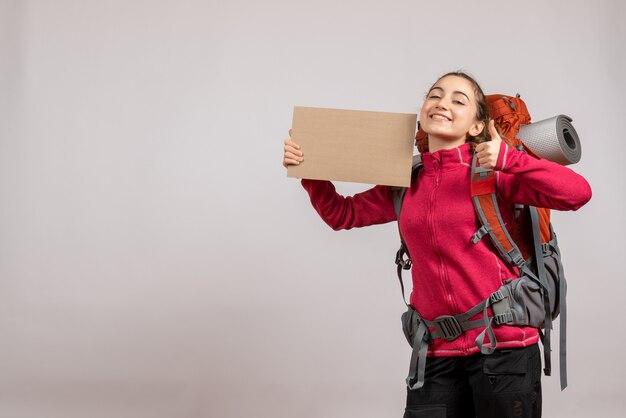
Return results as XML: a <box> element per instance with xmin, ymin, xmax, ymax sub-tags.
<box><xmin>454</xmin><ymin>108</ymin><xmax>477</xmax><ymax>126</ymax></box>
<box><xmin>419</xmin><ymin>106</ymin><xmax>430</xmax><ymax>127</ymax></box>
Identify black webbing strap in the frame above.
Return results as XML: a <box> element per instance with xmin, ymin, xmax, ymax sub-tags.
<box><xmin>395</xmin><ymin>241</ymin><xmax>412</xmax><ymax>307</ymax></box>
<box><xmin>391</xmin><ymin>156</ymin><xmax>422</xmax><ymax>307</ymax></box>
<box><xmin>392</xmin><ymin>187</ymin><xmax>408</xmax><ymax>221</ymax></box>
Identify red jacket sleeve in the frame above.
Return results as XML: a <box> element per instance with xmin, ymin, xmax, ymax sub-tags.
<box><xmin>300</xmin><ymin>179</ymin><xmax>397</xmax><ymax>230</ymax></box>
<box><xmin>494</xmin><ymin>143</ymin><xmax>592</xmax><ymax>211</ymax></box>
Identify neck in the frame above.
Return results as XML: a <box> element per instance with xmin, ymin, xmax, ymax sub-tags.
<box><xmin>427</xmin><ymin>135</ymin><xmax>467</xmax><ymax>153</ymax></box>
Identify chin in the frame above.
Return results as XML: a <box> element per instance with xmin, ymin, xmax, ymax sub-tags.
<box><xmin>427</xmin><ymin>131</ymin><xmax>459</xmax><ymax>141</ymax></box>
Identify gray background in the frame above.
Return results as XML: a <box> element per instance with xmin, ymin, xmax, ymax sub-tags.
<box><xmin>0</xmin><ymin>0</ymin><xmax>623</xmax><ymax>417</ymax></box>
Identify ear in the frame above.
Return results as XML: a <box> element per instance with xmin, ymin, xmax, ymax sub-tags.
<box><xmin>469</xmin><ymin>120</ymin><xmax>485</xmax><ymax>137</ymax></box>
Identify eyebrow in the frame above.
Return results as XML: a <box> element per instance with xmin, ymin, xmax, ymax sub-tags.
<box><xmin>429</xmin><ymin>86</ymin><xmax>471</xmax><ymax>101</ymax></box>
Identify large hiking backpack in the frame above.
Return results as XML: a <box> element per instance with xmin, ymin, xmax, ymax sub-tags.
<box><xmin>394</xmin><ymin>94</ymin><xmax>569</xmax><ymax>391</ymax></box>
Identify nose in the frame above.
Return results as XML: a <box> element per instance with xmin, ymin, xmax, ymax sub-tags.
<box><xmin>435</xmin><ymin>97</ymin><xmax>449</xmax><ymax>110</ymax></box>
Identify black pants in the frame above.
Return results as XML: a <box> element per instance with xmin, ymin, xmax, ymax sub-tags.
<box><xmin>403</xmin><ymin>344</ymin><xmax>542</xmax><ymax>418</ymax></box>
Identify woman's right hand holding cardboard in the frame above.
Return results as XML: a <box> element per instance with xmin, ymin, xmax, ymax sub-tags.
<box><xmin>283</xmin><ymin>129</ymin><xmax>304</xmax><ymax>168</ymax></box>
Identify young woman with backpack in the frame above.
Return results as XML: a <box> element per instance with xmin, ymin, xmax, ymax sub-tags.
<box><xmin>282</xmin><ymin>71</ymin><xmax>592</xmax><ymax>418</ymax></box>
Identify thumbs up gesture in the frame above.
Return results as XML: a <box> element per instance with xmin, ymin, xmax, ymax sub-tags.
<box><xmin>475</xmin><ymin>120</ymin><xmax>503</xmax><ymax>169</ymax></box>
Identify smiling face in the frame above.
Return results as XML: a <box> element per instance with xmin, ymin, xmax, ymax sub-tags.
<box><xmin>419</xmin><ymin>75</ymin><xmax>486</xmax><ymax>151</ymax></box>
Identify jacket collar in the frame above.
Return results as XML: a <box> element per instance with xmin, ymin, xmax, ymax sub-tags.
<box><xmin>421</xmin><ymin>142</ymin><xmax>472</xmax><ymax>174</ymax></box>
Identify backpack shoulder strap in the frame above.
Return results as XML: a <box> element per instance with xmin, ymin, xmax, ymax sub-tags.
<box><xmin>392</xmin><ymin>154</ymin><xmax>423</xmax><ymax>305</ymax></box>
<box><xmin>469</xmin><ymin>153</ymin><xmax>525</xmax><ymax>268</ymax></box>
<box><xmin>391</xmin><ymin>154</ymin><xmax>423</xmax><ymax>219</ymax></box>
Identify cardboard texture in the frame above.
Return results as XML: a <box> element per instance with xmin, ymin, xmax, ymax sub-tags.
<box><xmin>287</xmin><ymin>106</ymin><xmax>417</xmax><ymax>187</ymax></box>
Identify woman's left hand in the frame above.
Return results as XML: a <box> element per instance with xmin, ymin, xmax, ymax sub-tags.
<box><xmin>475</xmin><ymin>119</ymin><xmax>503</xmax><ymax>169</ymax></box>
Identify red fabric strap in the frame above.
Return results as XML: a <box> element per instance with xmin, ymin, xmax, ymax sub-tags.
<box><xmin>470</xmin><ymin>176</ymin><xmax>496</xmax><ymax>196</ymax></box>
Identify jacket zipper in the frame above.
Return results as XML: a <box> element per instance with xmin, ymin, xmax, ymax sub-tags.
<box><xmin>428</xmin><ymin>159</ymin><xmax>458</xmax><ymax>316</ymax></box>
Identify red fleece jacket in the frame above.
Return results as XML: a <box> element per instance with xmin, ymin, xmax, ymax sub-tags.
<box><xmin>301</xmin><ymin>142</ymin><xmax>592</xmax><ymax>357</ymax></box>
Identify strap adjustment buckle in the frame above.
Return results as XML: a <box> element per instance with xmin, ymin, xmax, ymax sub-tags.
<box><xmin>490</xmin><ymin>290</ymin><xmax>505</xmax><ymax>303</ymax></box>
<box><xmin>432</xmin><ymin>315</ymin><xmax>463</xmax><ymax>342</ymax></box>
<box><xmin>395</xmin><ymin>247</ymin><xmax>412</xmax><ymax>270</ymax></box>
<box><xmin>493</xmin><ymin>312</ymin><xmax>514</xmax><ymax>325</ymax></box>
<box><xmin>507</xmin><ymin>247</ymin><xmax>525</xmax><ymax>267</ymax></box>
<box><xmin>471</xmin><ymin>224</ymin><xmax>491</xmax><ymax>244</ymax></box>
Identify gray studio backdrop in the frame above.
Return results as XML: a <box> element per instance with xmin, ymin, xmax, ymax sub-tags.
<box><xmin>0</xmin><ymin>0</ymin><xmax>624</xmax><ymax>417</ymax></box>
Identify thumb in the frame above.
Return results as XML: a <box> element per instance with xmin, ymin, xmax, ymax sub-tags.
<box><xmin>488</xmin><ymin>119</ymin><xmax>501</xmax><ymax>140</ymax></box>
<box><xmin>488</xmin><ymin>119</ymin><xmax>497</xmax><ymax>135</ymax></box>
<box><xmin>289</xmin><ymin>128</ymin><xmax>292</xmax><ymax>138</ymax></box>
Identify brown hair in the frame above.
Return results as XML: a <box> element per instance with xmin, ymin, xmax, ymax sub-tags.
<box><xmin>428</xmin><ymin>71</ymin><xmax>494</xmax><ymax>152</ymax></box>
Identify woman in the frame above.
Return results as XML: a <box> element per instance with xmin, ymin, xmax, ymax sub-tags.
<box><xmin>282</xmin><ymin>71</ymin><xmax>592</xmax><ymax>418</ymax></box>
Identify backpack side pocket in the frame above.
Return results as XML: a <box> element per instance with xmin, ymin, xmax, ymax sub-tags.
<box><xmin>401</xmin><ymin>306</ymin><xmax>418</xmax><ymax>347</ymax></box>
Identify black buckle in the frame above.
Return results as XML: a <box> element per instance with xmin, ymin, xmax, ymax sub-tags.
<box><xmin>490</xmin><ymin>290</ymin><xmax>505</xmax><ymax>303</ymax></box>
<box><xmin>433</xmin><ymin>315</ymin><xmax>463</xmax><ymax>342</ymax></box>
<box><xmin>541</xmin><ymin>242</ymin><xmax>555</xmax><ymax>255</ymax></box>
<box><xmin>493</xmin><ymin>312</ymin><xmax>514</xmax><ymax>325</ymax></box>
<box><xmin>507</xmin><ymin>248</ymin><xmax>525</xmax><ymax>267</ymax></box>
<box><xmin>395</xmin><ymin>248</ymin><xmax>412</xmax><ymax>270</ymax></box>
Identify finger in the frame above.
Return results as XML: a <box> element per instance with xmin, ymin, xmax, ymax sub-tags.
<box><xmin>488</xmin><ymin>120</ymin><xmax>500</xmax><ymax>139</ymax></box>
<box><xmin>478</xmin><ymin>145</ymin><xmax>492</xmax><ymax>156</ymax></box>
<box><xmin>283</xmin><ymin>156</ymin><xmax>300</xmax><ymax>166</ymax></box>
<box><xmin>283</xmin><ymin>158</ymin><xmax>301</xmax><ymax>167</ymax></box>
<box><xmin>284</xmin><ymin>146</ymin><xmax>303</xmax><ymax>157</ymax></box>
<box><xmin>285</xmin><ymin>151</ymin><xmax>303</xmax><ymax>161</ymax></box>
<box><xmin>284</xmin><ymin>139</ymin><xmax>301</xmax><ymax>150</ymax></box>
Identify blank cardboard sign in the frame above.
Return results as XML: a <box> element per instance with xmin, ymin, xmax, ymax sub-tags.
<box><xmin>287</xmin><ymin>106</ymin><xmax>417</xmax><ymax>187</ymax></box>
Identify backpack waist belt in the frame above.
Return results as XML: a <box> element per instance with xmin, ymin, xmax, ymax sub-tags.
<box><xmin>404</xmin><ymin>285</ymin><xmax>519</xmax><ymax>390</ymax></box>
